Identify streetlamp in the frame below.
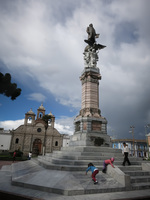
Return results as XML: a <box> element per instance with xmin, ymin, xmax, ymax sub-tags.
<box><xmin>130</xmin><ymin>126</ymin><xmax>135</xmax><ymax>156</ymax></box>
<box><xmin>145</xmin><ymin>124</ymin><xmax>150</xmax><ymax>159</ymax></box>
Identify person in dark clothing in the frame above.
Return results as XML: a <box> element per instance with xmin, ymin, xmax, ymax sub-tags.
<box><xmin>13</xmin><ymin>151</ymin><xmax>16</xmax><ymax>162</ymax></box>
<box><xmin>122</xmin><ymin>142</ymin><xmax>131</xmax><ymax>166</ymax></box>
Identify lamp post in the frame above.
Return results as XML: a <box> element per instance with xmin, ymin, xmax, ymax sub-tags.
<box><xmin>145</xmin><ymin>124</ymin><xmax>150</xmax><ymax>159</ymax></box>
<box><xmin>130</xmin><ymin>126</ymin><xmax>135</xmax><ymax>156</ymax></box>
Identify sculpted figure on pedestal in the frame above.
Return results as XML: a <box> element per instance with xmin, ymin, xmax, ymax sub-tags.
<box><xmin>84</xmin><ymin>24</ymin><xmax>106</xmax><ymax>68</ymax></box>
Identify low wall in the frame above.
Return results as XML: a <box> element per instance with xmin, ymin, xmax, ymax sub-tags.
<box><xmin>107</xmin><ymin>165</ymin><xmax>131</xmax><ymax>187</ymax></box>
<box><xmin>142</xmin><ymin>162</ymin><xmax>150</xmax><ymax>171</ymax></box>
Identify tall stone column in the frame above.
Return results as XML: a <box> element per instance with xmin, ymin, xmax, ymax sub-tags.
<box><xmin>69</xmin><ymin>24</ymin><xmax>111</xmax><ymax>147</ymax></box>
<box><xmin>80</xmin><ymin>67</ymin><xmax>101</xmax><ymax>118</ymax></box>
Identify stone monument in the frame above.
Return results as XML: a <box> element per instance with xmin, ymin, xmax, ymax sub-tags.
<box><xmin>69</xmin><ymin>24</ymin><xmax>111</xmax><ymax>146</ymax></box>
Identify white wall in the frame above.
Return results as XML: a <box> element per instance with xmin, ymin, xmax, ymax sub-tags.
<box><xmin>0</xmin><ymin>134</ymin><xmax>12</xmax><ymax>150</ymax></box>
<box><xmin>62</xmin><ymin>135</ymin><xmax>70</xmax><ymax>147</ymax></box>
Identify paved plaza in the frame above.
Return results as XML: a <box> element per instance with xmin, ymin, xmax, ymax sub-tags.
<box><xmin>0</xmin><ymin>160</ymin><xmax>150</xmax><ymax>200</ymax></box>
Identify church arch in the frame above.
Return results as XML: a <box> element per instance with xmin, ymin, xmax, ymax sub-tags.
<box><xmin>39</xmin><ymin>112</ymin><xmax>43</xmax><ymax>119</ymax></box>
<box><xmin>32</xmin><ymin>138</ymin><xmax>42</xmax><ymax>155</ymax></box>
<box><xmin>27</xmin><ymin>116</ymin><xmax>32</xmax><ymax>124</ymax></box>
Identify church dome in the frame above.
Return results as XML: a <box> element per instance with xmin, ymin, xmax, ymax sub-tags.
<box><xmin>38</xmin><ymin>103</ymin><xmax>45</xmax><ymax>110</ymax></box>
<box><xmin>48</xmin><ymin>112</ymin><xmax>54</xmax><ymax>117</ymax></box>
<box><xmin>27</xmin><ymin>108</ymin><xmax>35</xmax><ymax>115</ymax></box>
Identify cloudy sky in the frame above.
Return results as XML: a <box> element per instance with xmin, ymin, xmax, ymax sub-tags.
<box><xmin>0</xmin><ymin>0</ymin><xmax>150</xmax><ymax>140</ymax></box>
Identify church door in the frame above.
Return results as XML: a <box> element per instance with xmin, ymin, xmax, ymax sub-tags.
<box><xmin>32</xmin><ymin>139</ymin><xmax>42</xmax><ymax>155</ymax></box>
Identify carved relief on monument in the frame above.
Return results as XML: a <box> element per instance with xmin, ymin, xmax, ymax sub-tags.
<box><xmin>80</xmin><ymin>71</ymin><xmax>101</xmax><ymax>82</ymax></box>
<box><xmin>92</xmin><ymin>121</ymin><xmax>102</xmax><ymax>131</ymax></box>
<box><xmin>80</xmin><ymin>108</ymin><xmax>101</xmax><ymax>118</ymax></box>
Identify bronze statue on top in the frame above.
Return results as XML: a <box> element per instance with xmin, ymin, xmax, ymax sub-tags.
<box><xmin>84</xmin><ymin>23</ymin><xmax>106</xmax><ymax>51</ymax></box>
<box><xmin>84</xmin><ymin>24</ymin><xmax>106</xmax><ymax>68</ymax></box>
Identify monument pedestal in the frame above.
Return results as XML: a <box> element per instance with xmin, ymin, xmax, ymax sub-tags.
<box><xmin>70</xmin><ymin>116</ymin><xmax>111</xmax><ymax>146</ymax></box>
<box><xmin>70</xmin><ymin>67</ymin><xmax>111</xmax><ymax>147</ymax></box>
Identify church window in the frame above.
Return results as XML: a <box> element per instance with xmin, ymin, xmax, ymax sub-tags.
<box><xmin>15</xmin><ymin>138</ymin><xmax>19</xmax><ymax>144</ymax></box>
<box><xmin>37</xmin><ymin>128</ymin><xmax>42</xmax><ymax>132</ymax></box>
<box><xmin>55</xmin><ymin>141</ymin><xmax>58</xmax><ymax>146</ymax></box>
<box><xmin>48</xmin><ymin>119</ymin><xmax>52</xmax><ymax>126</ymax></box>
<box><xmin>39</xmin><ymin>113</ymin><xmax>43</xmax><ymax>118</ymax></box>
<box><xmin>27</xmin><ymin>117</ymin><xmax>32</xmax><ymax>124</ymax></box>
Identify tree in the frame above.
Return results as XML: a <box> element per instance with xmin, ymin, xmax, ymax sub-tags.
<box><xmin>0</xmin><ymin>72</ymin><xmax>21</xmax><ymax>100</ymax></box>
<box><xmin>42</xmin><ymin>114</ymin><xmax>52</xmax><ymax>155</ymax></box>
<box><xmin>42</xmin><ymin>114</ymin><xmax>52</xmax><ymax>129</ymax></box>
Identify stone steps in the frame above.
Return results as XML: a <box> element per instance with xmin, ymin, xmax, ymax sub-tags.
<box><xmin>38</xmin><ymin>157</ymin><xmax>143</xmax><ymax>172</ymax></box>
<box><xmin>11</xmin><ymin>159</ymin><xmax>150</xmax><ymax>196</ymax></box>
<box><xmin>120</xmin><ymin>166</ymin><xmax>142</xmax><ymax>172</ymax></box>
<box><xmin>61</xmin><ymin>146</ymin><xmax>122</xmax><ymax>153</ymax></box>
<box><xmin>11</xmin><ymin>160</ymin><xmax>126</xmax><ymax>196</ymax></box>
<box><xmin>10</xmin><ymin>143</ymin><xmax>150</xmax><ymax>197</ymax></box>
<box><xmin>132</xmin><ymin>182</ymin><xmax>150</xmax><ymax>190</ymax></box>
<box><xmin>50</xmin><ymin>157</ymin><xmax>142</xmax><ymax>166</ymax></box>
<box><xmin>38</xmin><ymin>145</ymin><xmax>144</xmax><ymax>173</ymax></box>
<box><xmin>130</xmin><ymin>176</ymin><xmax>150</xmax><ymax>183</ymax></box>
<box><xmin>125</xmin><ymin>171</ymin><xmax>150</xmax><ymax>176</ymax></box>
<box><xmin>120</xmin><ymin>164</ymin><xmax>150</xmax><ymax>191</ymax></box>
<box><xmin>52</xmin><ymin>151</ymin><xmax>123</xmax><ymax>157</ymax></box>
<box><xmin>50</xmin><ymin>154</ymin><xmax>142</xmax><ymax>161</ymax></box>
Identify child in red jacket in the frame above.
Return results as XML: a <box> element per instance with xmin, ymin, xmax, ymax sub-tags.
<box><xmin>102</xmin><ymin>157</ymin><xmax>115</xmax><ymax>173</ymax></box>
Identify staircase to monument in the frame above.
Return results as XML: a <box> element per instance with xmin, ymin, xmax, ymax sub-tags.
<box><xmin>37</xmin><ymin>146</ymin><xmax>150</xmax><ymax>192</ymax></box>
<box><xmin>38</xmin><ymin>146</ymin><xmax>142</xmax><ymax>171</ymax></box>
<box><xmin>11</xmin><ymin>146</ymin><xmax>150</xmax><ymax>196</ymax></box>
<box><xmin>121</xmin><ymin>166</ymin><xmax>150</xmax><ymax>190</ymax></box>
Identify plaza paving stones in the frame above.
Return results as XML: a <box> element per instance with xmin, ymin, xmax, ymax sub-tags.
<box><xmin>0</xmin><ymin>160</ymin><xmax>150</xmax><ymax>200</ymax></box>
<box><xmin>11</xmin><ymin>160</ymin><xmax>125</xmax><ymax>196</ymax></box>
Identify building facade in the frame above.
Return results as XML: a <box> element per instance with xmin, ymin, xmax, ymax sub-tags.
<box><xmin>111</xmin><ymin>139</ymin><xmax>147</xmax><ymax>158</ymax></box>
<box><xmin>10</xmin><ymin>104</ymin><xmax>63</xmax><ymax>155</ymax></box>
<box><xmin>62</xmin><ymin>134</ymin><xmax>70</xmax><ymax>147</ymax></box>
<box><xmin>0</xmin><ymin>128</ymin><xmax>12</xmax><ymax>152</ymax></box>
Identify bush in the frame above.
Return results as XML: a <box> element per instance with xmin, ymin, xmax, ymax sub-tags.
<box><xmin>0</xmin><ymin>150</ymin><xmax>27</xmax><ymax>161</ymax></box>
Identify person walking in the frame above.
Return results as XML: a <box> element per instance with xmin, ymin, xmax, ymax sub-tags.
<box><xmin>85</xmin><ymin>163</ymin><xmax>99</xmax><ymax>184</ymax></box>
<box><xmin>122</xmin><ymin>142</ymin><xmax>131</xmax><ymax>166</ymax></box>
<box><xmin>102</xmin><ymin>157</ymin><xmax>115</xmax><ymax>173</ymax></box>
<box><xmin>28</xmin><ymin>152</ymin><xmax>32</xmax><ymax>160</ymax></box>
<box><xmin>13</xmin><ymin>151</ymin><xmax>16</xmax><ymax>162</ymax></box>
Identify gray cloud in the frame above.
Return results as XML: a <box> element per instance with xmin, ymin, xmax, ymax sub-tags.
<box><xmin>27</xmin><ymin>93</ymin><xmax>46</xmax><ymax>102</ymax></box>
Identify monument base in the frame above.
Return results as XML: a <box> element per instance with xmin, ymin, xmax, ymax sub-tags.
<box><xmin>69</xmin><ymin>132</ymin><xmax>111</xmax><ymax>146</ymax></box>
<box><xmin>70</xmin><ymin>116</ymin><xmax>111</xmax><ymax>147</ymax></box>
